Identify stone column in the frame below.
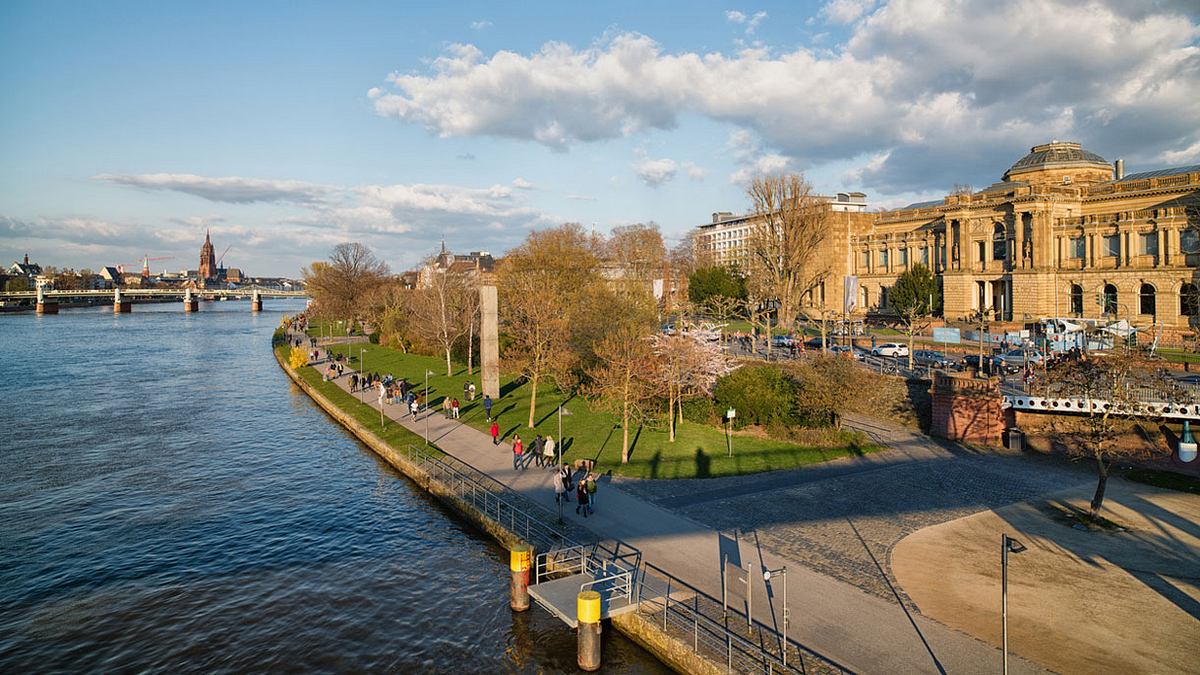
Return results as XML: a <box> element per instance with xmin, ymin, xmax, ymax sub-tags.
<box><xmin>1013</xmin><ymin>214</ymin><xmax>1024</xmax><ymax>269</ymax></box>
<box><xmin>479</xmin><ymin>285</ymin><xmax>500</xmax><ymax>400</ymax></box>
<box><xmin>1158</xmin><ymin>228</ymin><xmax>1166</xmax><ymax>267</ymax></box>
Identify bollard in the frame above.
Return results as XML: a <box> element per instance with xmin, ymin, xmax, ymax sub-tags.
<box><xmin>510</xmin><ymin>544</ymin><xmax>532</xmax><ymax>611</ymax></box>
<box><xmin>577</xmin><ymin>590</ymin><xmax>602</xmax><ymax>671</ymax></box>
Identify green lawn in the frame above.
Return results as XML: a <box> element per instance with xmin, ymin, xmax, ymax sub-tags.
<box><xmin>323</xmin><ymin>342</ymin><xmax>881</xmax><ymax>479</ymax></box>
<box><xmin>1125</xmin><ymin>468</ymin><xmax>1200</xmax><ymax>495</ymax></box>
<box><xmin>1155</xmin><ymin>348</ymin><xmax>1200</xmax><ymax>364</ymax></box>
<box><xmin>281</xmin><ymin>346</ymin><xmax>440</xmax><ymax>453</ymax></box>
<box><xmin>305</xmin><ymin>318</ymin><xmax>352</xmax><ymax>338</ymax></box>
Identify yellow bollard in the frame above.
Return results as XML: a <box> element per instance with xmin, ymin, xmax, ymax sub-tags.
<box><xmin>510</xmin><ymin>544</ymin><xmax>532</xmax><ymax>611</ymax></box>
<box><xmin>577</xmin><ymin>590</ymin><xmax>602</xmax><ymax>671</ymax></box>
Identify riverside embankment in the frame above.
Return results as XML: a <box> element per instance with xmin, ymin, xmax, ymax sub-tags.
<box><xmin>0</xmin><ymin>303</ymin><xmax>663</xmax><ymax>673</ymax></box>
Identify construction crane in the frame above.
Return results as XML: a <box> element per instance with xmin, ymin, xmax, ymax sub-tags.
<box><xmin>217</xmin><ymin>244</ymin><xmax>232</xmax><ymax>268</ymax></box>
<box><xmin>117</xmin><ymin>255</ymin><xmax>176</xmax><ymax>278</ymax></box>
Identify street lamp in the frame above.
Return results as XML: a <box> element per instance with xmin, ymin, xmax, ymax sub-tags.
<box><xmin>359</xmin><ymin>348</ymin><xmax>366</xmax><ymax>404</ymax></box>
<box><xmin>557</xmin><ymin>404</ymin><xmax>571</xmax><ymax>464</ymax></box>
<box><xmin>425</xmin><ymin>369</ymin><xmax>435</xmax><ymax>445</ymax></box>
<box><xmin>1001</xmin><ymin>533</ymin><xmax>1027</xmax><ymax>675</ymax></box>
<box><xmin>763</xmin><ymin>566</ymin><xmax>789</xmax><ymax>667</ymax></box>
<box><xmin>725</xmin><ymin>408</ymin><xmax>736</xmax><ymax>457</ymax></box>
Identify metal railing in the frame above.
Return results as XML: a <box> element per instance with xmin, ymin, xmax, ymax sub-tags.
<box><xmin>399</xmin><ymin>443</ymin><xmax>576</xmax><ymax>553</ymax></box>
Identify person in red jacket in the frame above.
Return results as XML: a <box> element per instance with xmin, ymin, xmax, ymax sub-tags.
<box><xmin>490</xmin><ymin>420</ymin><xmax>499</xmax><ymax>445</ymax></box>
<box><xmin>512</xmin><ymin>434</ymin><xmax>524</xmax><ymax>470</ymax></box>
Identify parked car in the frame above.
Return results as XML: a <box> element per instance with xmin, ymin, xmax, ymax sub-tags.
<box><xmin>803</xmin><ymin>336</ymin><xmax>829</xmax><ymax>350</ymax></box>
<box><xmin>995</xmin><ymin>349</ymin><xmax>1044</xmax><ymax>368</ymax></box>
<box><xmin>912</xmin><ymin>349</ymin><xmax>955</xmax><ymax>369</ymax></box>
<box><xmin>871</xmin><ymin>342</ymin><xmax>909</xmax><ymax>358</ymax></box>
<box><xmin>830</xmin><ymin>344</ymin><xmax>865</xmax><ymax>360</ymax></box>
<box><xmin>960</xmin><ymin>353</ymin><xmax>1012</xmax><ymax>375</ymax></box>
<box><xmin>771</xmin><ymin>334</ymin><xmax>796</xmax><ymax>348</ymax></box>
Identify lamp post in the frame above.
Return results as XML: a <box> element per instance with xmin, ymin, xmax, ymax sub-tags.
<box><xmin>763</xmin><ymin>566</ymin><xmax>789</xmax><ymax>666</ymax></box>
<box><xmin>557</xmin><ymin>404</ymin><xmax>571</xmax><ymax>464</ymax></box>
<box><xmin>359</xmin><ymin>348</ymin><xmax>365</xmax><ymax>404</ymax></box>
<box><xmin>725</xmin><ymin>408</ymin><xmax>736</xmax><ymax>457</ymax></box>
<box><xmin>1001</xmin><ymin>533</ymin><xmax>1026</xmax><ymax>675</ymax></box>
<box><xmin>425</xmin><ymin>369</ymin><xmax>435</xmax><ymax>445</ymax></box>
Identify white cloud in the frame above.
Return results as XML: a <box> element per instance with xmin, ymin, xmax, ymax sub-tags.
<box><xmin>725</xmin><ymin>130</ymin><xmax>792</xmax><ymax>183</ymax></box>
<box><xmin>725</xmin><ymin>10</ymin><xmax>767</xmax><ymax>33</ymax></box>
<box><xmin>370</xmin><ymin>1</ymin><xmax>1200</xmax><ymax>193</ymax></box>
<box><xmin>511</xmin><ymin>177</ymin><xmax>534</xmax><ymax>189</ymax></box>
<box><xmin>470</xmin><ymin>20</ymin><xmax>492</xmax><ymax>30</ymax></box>
<box><xmin>1159</xmin><ymin>140</ymin><xmax>1200</xmax><ymax>164</ymax></box>
<box><xmin>566</xmin><ymin>194</ymin><xmax>598</xmax><ymax>201</ymax></box>
<box><xmin>93</xmin><ymin>173</ymin><xmax>331</xmax><ymax>204</ymax></box>
<box><xmin>683</xmin><ymin>161</ymin><xmax>708</xmax><ymax>181</ymax></box>
<box><xmin>820</xmin><ymin>0</ymin><xmax>876</xmax><ymax>24</ymax></box>
<box><xmin>634</xmin><ymin>158</ymin><xmax>678</xmax><ymax>187</ymax></box>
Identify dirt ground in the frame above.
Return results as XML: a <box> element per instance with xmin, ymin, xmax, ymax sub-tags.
<box><xmin>892</xmin><ymin>478</ymin><xmax>1200</xmax><ymax>674</ymax></box>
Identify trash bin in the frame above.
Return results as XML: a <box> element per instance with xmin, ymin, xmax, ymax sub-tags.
<box><xmin>1007</xmin><ymin>427</ymin><xmax>1024</xmax><ymax>451</ymax></box>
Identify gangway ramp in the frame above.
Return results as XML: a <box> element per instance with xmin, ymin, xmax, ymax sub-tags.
<box><xmin>528</xmin><ymin>544</ymin><xmax>642</xmax><ymax>628</ymax></box>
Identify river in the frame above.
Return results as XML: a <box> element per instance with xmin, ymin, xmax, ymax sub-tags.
<box><xmin>0</xmin><ymin>301</ymin><xmax>666</xmax><ymax>673</ymax></box>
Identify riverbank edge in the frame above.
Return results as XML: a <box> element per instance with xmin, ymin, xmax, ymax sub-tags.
<box><xmin>272</xmin><ymin>344</ymin><xmax>718</xmax><ymax>675</ymax></box>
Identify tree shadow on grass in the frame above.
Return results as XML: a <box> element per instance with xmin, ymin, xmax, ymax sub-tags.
<box><xmin>535</xmin><ymin>393</ymin><xmax>577</xmax><ymax>428</ymax></box>
<box><xmin>500</xmin><ymin>378</ymin><xmax>526</xmax><ymax>398</ymax></box>
<box><xmin>695</xmin><ymin>448</ymin><xmax>712</xmax><ymax>478</ymax></box>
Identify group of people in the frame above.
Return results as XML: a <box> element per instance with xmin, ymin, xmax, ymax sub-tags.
<box><xmin>462</xmin><ymin>380</ymin><xmax>477</xmax><ymax>401</ymax></box>
<box><xmin>441</xmin><ymin>396</ymin><xmax>462</xmax><ymax>419</ymax></box>
<box><xmin>505</xmin><ymin>433</ymin><xmax>557</xmax><ymax>468</ymax></box>
<box><xmin>551</xmin><ymin>463</ymin><xmax>597</xmax><ymax>517</ymax></box>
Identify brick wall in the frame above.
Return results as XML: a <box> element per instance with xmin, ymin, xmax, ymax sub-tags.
<box><xmin>930</xmin><ymin>373</ymin><xmax>1005</xmax><ymax>445</ymax></box>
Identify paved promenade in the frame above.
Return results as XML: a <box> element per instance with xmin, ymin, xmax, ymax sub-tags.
<box><xmin>296</xmin><ymin>343</ymin><xmax>1047</xmax><ymax>674</ymax></box>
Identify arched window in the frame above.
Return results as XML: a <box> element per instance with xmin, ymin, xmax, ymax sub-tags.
<box><xmin>1070</xmin><ymin>284</ymin><xmax>1084</xmax><ymax>316</ymax></box>
<box><xmin>992</xmin><ymin>223</ymin><xmax>1007</xmax><ymax>261</ymax></box>
<box><xmin>1139</xmin><ymin>283</ymin><xmax>1156</xmax><ymax>316</ymax></box>
<box><xmin>1103</xmin><ymin>283</ymin><xmax>1118</xmax><ymax>316</ymax></box>
<box><xmin>861</xmin><ymin>286</ymin><xmax>870</xmax><ymax>310</ymax></box>
<box><xmin>880</xmin><ymin>287</ymin><xmax>890</xmax><ymax>309</ymax></box>
<box><xmin>1182</xmin><ymin>283</ymin><xmax>1200</xmax><ymax>317</ymax></box>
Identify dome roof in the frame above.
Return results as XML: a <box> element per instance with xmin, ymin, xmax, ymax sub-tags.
<box><xmin>1005</xmin><ymin>141</ymin><xmax>1110</xmax><ymax>178</ymax></box>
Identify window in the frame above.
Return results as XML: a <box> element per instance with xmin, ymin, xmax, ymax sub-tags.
<box><xmin>861</xmin><ymin>287</ymin><xmax>870</xmax><ymax>309</ymax></box>
<box><xmin>1070</xmin><ymin>237</ymin><xmax>1086</xmax><ymax>259</ymax></box>
<box><xmin>977</xmin><ymin>241</ymin><xmax>986</xmax><ymax>264</ymax></box>
<box><xmin>992</xmin><ymin>223</ymin><xmax>1007</xmax><ymax>261</ymax></box>
<box><xmin>1142</xmin><ymin>232</ymin><xmax>1159</xmax><ymax>256</ymax></box>
<box><xmin>880</xmin><ymin>287</ymin><xmax>890</xmax><ymax>308</ymax></box>
<box><xmin>1104</xmin><ymin>234</ymin><xmax>1120</xmax><ymax>257</ymax></box>
<box><xmin>1139</xmin><ymin>283</ymin><xmax>1156</xmax><ymax>316</ymax></box>
<box><xmin>1103</xmin><ymin>284</ymin><xmax>1118</xmax><ymax>316</ymax></box>
<box><xmin>920</xmin><ymin>246</ymin><xmax>929</xmax><ymax>265</ymax></box>
<box><xmin>898</xmin><ymin>248</ymin><xmax>908</xmax><ymax>267</ymax></box>
<box><xmin>1182</xmin><ymin>229</ymin><xmax>1200</xmax><ymax>255</ymax></box>
<box><xmin>860</xmin><ymin>251</ymin><xmax>870</xmax><ymax>269</ymax></box>
<box><xmin>879</xmin><ymin>249</ymin><xmax>889</xmax><ymax>269</ymax></box>
<box><xmin>1182</xmin><ymin>283</ymin><xmax>1200</xmax><ymax>317</ymax></box>
<box><xmin>1070</xmin><ymin>284</ymin><xmax>1084</xmax><ymax>316</ymax></box>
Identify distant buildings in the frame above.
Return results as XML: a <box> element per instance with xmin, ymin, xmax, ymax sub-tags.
<box><xmin>198</xmin><ymin>230</ymin><xmax>218</xmax><ymax>284</ymax></box>
<box><xmin>416</xmin><ymin>242</ymin><xmax>495</xmax><ymax>288</ymax></box>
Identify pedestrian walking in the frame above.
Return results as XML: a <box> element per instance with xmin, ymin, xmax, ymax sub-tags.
<box><xmin>585</xmin><ymin>473</ymin><xmax>597</xmax><ymax>512</ymax></box>
<box><xmin>574</xmin><ymin>480</ymin><xmax>589</xmax><ymax>518</ymax></box>
<box><xmin>559</xmin><ymin>463</ymin><xmax>573</xmax><ymax>502</ymax></box>
<box><xmin>350</xmin><ymin>373</ymin><xmax>358</xmax><ymax>392</ymax></box>
<box><xmin>542</xmin><ymin>435</ymin><xmax>556</xmax><ymax>467</ymax></box>
<box><xmin>532</xmin><ymin>435</ymin><xmax>545</xmax><ymax>467</ymax></box>
<box><xmin>483</xmin><ymin>394</ymin><xmax>493</xmax><ymax>421</ymax></box>
<box><xmin>409</xmin><ymin>398</ymin><xmax>419</xmax><ymax>418</ymax></box>
<box><xmin>463</xmin><ymin>381</ymin><xmax>471</xmax><ymax>401</ymax></box>
<box><xmin>553</xmin><ymin>469</ymin><xmax>567</xmax><ymax>514</ymax></box>
<box><xmin>512</xmin><ymin>434</ymin><xmax>524</xmax><ymax>470</ymax></box>
<box><xmin>442</xmin><ymin>397</ymin><xmax>451</xmax><ymax>419</ymax></box>
<box><xmin>451</xmin><ymin>398</ymin><xmax>460</xmax><ymax>419</ymax></box>
<box><xmin>491</xmin><ymin>420</ymin><xmax>500</xmax><ymax>445</ymax></box>
<box><xmin>468</xmin><ymin>382</ymin><xmax>476</xmax><ymax>401</ymax></box>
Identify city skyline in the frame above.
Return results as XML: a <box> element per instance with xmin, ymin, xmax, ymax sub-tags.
<box><xmin>2</xmin><ymin>0</ymin><xmax>1199</xmax><ymax>277</ymax></box>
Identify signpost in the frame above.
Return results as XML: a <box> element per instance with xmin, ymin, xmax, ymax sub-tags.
<box><xmin>725</xmin><ymin>408</ymin><xmax>736</xmax><ymax>457</ymax></box>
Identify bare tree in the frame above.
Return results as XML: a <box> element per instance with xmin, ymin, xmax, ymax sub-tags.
<box><xmin>409</xmin><ymin>258</ymin><xmax>473</xmax><ymax>376</ymax></box>
<box><xmin>586</xmin><ymin>321</ymin><xmax>657</xmax><ymax>463</ymax></box>
<box><xmin>744</xmin><ymin>174</ymin><xmax>832</xmax><ymax>356</ymax></box>
<box><xmin>1031</xmin><ymin>353</ymin><xmax>1183</xmax><ymax>519</ymax></box>
<box><xmin>302</xmin><ymin>243</ymin><xmax>390</xmax><ymax>324</ymax></box>
<box><xmin>651</xmin><ymin>332</ymin><xmax>735</xmax><ymax>441</ymax></box>
<box><xmin>359</xmin><ymin>281</ymin><xmax>412</xmax><ymax>351</ymax></box>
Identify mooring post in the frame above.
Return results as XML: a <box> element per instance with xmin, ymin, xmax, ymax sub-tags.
<box><xmin>577</xmin><ymin>590</ymin><xmax>602</xmax><ymax>672</ymax></box>
<box><xmin>510</xmin><ymin>544</ymin><xmax>532</xmax><ymax>612</ymax></box>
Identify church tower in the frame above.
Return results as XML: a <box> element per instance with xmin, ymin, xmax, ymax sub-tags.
<box><xmin>199</xmin><ymin>230</ymin><xmax>216</xmax><ymax>282</ymax></box>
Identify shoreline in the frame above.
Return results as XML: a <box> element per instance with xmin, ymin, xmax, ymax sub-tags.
<box><xmin>271</xmin><ymin>339</ymin><xmax>716</xmax><ymax>674</ymax></box>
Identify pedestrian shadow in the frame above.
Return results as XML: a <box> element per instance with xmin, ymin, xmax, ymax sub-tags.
<box><xmin>695</xmin><ymin>448</ymin><xmax>711</xmax><ymax>478</ymax></box>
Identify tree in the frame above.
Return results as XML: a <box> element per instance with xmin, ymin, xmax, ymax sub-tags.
<box><xmin>5</xmin><ymin>278</ymin><xmax>29</xmax><ymax>292</ymax></box>
<box><xmin>302</xmin><ymin>243</ymin><xmax>390</xmax><ymax>325</ymax></box>
<box><xmin>688</xmin><ymin>265</ymin><xmax>747</xmax><ymax>306</ymax></box>
<box><xmin>889</xmin><ymin>263</ymin><xmax>940</xmax><ymax>369</ymax></box>
<box><xmin>499</xmin><ymin>224</ymin><xmax>605</xmax><ymax>428</ymax></box>
<box><xmin>743</xmin><ymin>174</ymin><xmax>832</xmax><ymax>357</ymax></box>
<box><xmin>651</xmin><ymin>332</ymin><xmax>735</xmax><ymax>441</ymax></box>
<box><xmin>1031</xmin><ymin>353</ymin><xmax>1182</xmax><ymax>519</ymax></box>
<box><xmin>606</xmin><ymin>223</ymin><xmax>666</xmax><ymax>284</ymax></box>
<box><xmin>359</xmin><ymin>281</ymin><xmax>412</xmax><ymax>351</ymax></box>
<box><xmin>288</xmin><ymin>346</ymin><xmax>309</xmax><ymax>370</ymax></box>
<box><xmin>409</xmin><ymin>258</ymin><xmax>473</xmax><ymax>376</ymax></box>
<box><xmin>586</xmin><ymin>321</ymin><xmax>657</xmax><ymax>463</ymax></box>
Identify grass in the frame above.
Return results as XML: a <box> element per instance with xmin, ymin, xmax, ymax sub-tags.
<box><xmin>1125</xmin><ymin>468</ymin><xmax>1200</xmax><ymax>495</ymax></box>
<box><xmin>322</xmin><ymin>341</ymin><xmax>882</xmax><ymax>480</ymax></box>
<box><xmin>280</xmin><ymin>346</ymin><xmax>440</xmax><ymax>454</ymax></box>
<box><xmin>1154</xmin><ymin>348</ymin><xmax>1200</xmax><ymax>364</ymax></box>
<box><xmin>305</xmin><ymin>318</ymin><xmax>351</xmax><ymax>338</ymax></box>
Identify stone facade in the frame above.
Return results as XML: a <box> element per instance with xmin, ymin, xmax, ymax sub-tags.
<box><xmin>696</xmin><ymin>142</ymin><xmax>1200</xmax><ymax>336</ymax></box>
<box><xmin>198</xmin><ymin>230</ymin><xmax>217</xmax><ymax>282</ymax></box>
<box><xmin>930</xmin><ymin>373</ymin><xmax>1004</xmax><ymax>445</ymax></box>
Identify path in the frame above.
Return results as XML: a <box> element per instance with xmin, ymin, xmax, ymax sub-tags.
<box><xmin>293</xmin><ymin>338</ymin><xmax>1048</xmax><ymax>674</ymax></box>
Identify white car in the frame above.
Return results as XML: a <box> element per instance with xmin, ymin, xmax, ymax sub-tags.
<box><xmin>871</xmin><ymin>342</ymin><xmax>909</xmax><ymax>358</ymax></box>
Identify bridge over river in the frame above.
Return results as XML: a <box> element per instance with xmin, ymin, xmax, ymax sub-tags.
<box><xmin>3</xmin><ymin>285</ymin><xmax>308</xmax><ymax>314</ymax></box>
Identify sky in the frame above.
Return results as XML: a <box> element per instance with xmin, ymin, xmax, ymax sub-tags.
<box><xmin>1</xmin><ymin>0</ymin><xmax>1198</xmax><ymax>278</ymax></box>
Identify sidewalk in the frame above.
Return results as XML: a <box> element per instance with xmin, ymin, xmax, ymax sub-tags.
<box><xmin>296</xmin><ymin>337</ymin><xmax>1047</xmax><ymax>674</ymax></box>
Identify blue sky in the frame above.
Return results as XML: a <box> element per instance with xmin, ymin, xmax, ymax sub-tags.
<box><xmin>2</xmin><ymin>0</ymin><xmax>1198</xmax><ymax>276</ymax></box>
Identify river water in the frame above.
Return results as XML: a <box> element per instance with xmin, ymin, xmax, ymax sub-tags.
<box><xmin>0</xmin><ymin>301</ymin><xmax>666</xmax><ymax>673</ymax></box>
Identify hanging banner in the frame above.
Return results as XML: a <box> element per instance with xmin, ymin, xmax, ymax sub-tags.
<box><xmin>843</xmin><ymin>275</ymin><xmax>859</xmax><ymax>314</ymax></box>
